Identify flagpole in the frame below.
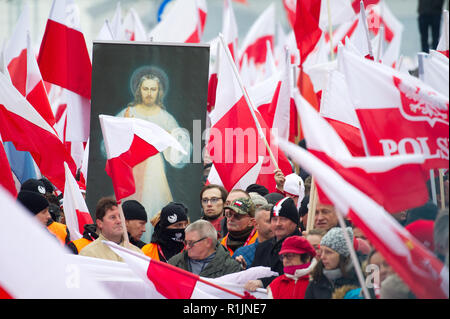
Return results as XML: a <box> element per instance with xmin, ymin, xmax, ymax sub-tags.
<box><xmin>335</xmin><ymin>209</ymin><xmax>371</xmax><ymax>299</ymax></box>
<box><xmin>306</xmin><ymin>177</ymin><xmax>318</xmax><ymax>232</ymax></box>
<box><xmin>444</xmin><ymin>10</ymin><xmax>449</xmax><ymax>52</ymax></box>
<box><xmin>327</xmin><ymin>0</ymin><xmax>335</xmax><ymax>60</ymax></box>
<box><xmin>439</xmin><ymin>169</ymin><xmax>445</xmax><ymax>209</ymax></box>
<box><xmin>118</xmin><ymin>201</ymin><xmax>130</xmax><ymax>246</ymax></box>
<box><xmin>218</xmin><ymin>33</ymin><xmax>279</xmax><ymax>170</ymax></box>
<box><xmin>417</xmin><ymin>53</ymin><xmax>438</xmax><ymax>205</ymax></box>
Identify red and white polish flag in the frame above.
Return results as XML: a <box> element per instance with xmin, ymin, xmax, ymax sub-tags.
<box><xmin>207</xmin><ymin>40</ymin><xmax>292</xmax><ymax>192</ymax></box>
<box><xmin>222</xmin><ymin>0</ymin><xmax>239</xmax><ymax>61</ymax></box>
<box><xmin>278</xmin><ymin>139</ymin><xmax>449</xmax><ymax>299</ymax></box>
<box><xmin>319</xmin><ymin>70</ymin><xmax>365</xmax><ymax>157</ymax></box>
<box><xmin>418</xmin><ymin>52</ymin><xmax>449</xmax><ymax>98</ymax></box>
<box><xmin>148</xmin><ymin>0</ymin><xmax>207</xmax><ymax>43</ymax></box>
<box><xmin>38</xmin><ymin>0</ymin><xmax>92</xmax><ymax>100</ymax></box>
<box><xmin>0</xmin><ymin>72</ymin><xmax>77</xmax><ymax>192</ymax></box>
<box><xmin>4</xmin><ymin>6</ymin><xmax>55</xmax><ymax>127</ymax></box>
<box><xmin>63</xmin><ymin>162</ymin><xmax>93</xmax><ymax>241</ymax></box>
<box><xmin>122</xmin><ymin>8</ymin><xmax>147</xmax><ymax>42</ymax></box>
<box><xmin>297</xmin><ymin>92</ymin><xmax>429</xmax><ymax>213</ymax></box>
<box><xmin>99</xmin><ymin>114</ymin><xmax>187</xmax><ymax>202</ymax></box>
<box><xmin>104</xmin><ymin>241</ymin><xmax>259</xmax><ymax>299</ymax></box>
<box><xmin>341</xmin><ymin>49</ymin><xmax>449</xmax><ymax>170</ymax></box>
<box><xmin>238</xmin><ymin>3</ymin><xmax>275</xmax><ymax>68</ymax></box>
<box><xmin>0</xmin><ymin>186</ymin><xmax>112</xmax><ymax>298</ymax></box>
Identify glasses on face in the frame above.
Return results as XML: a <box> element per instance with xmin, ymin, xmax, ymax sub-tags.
<box><xmin>279</xmin><ymin>253</ymin><xmax>298</xmax><ymax>262</ymax></box>
<box><xmin>183</xmin><ymin>237</ymin><xmax>207</xmax><ymax>248</ymax></box>
<box><xmin>201</xmin><ymin>197</ymin><xmax>222</xmax><ymax>205</ymax></box>
<box><xmin>224</xmin><ymin>210</ymin><xmax>247</xmax><ymax>220</ymax></box>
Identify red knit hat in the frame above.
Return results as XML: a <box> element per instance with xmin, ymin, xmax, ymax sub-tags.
<box><xmin>405</xmin><ymin>220</ymin><xmax>435</xmax><ymax>251</ymax></box>
<box><xmin>279</xmin><ymin>235</ymin><xmax>316</xmax><ymax>257</ymax></box>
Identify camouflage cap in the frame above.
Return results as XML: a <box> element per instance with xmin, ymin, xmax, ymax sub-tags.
<box><xmin>225</xmin><ymin>197</ymin><xmax>255</xmax><ymax>217</ymax></box>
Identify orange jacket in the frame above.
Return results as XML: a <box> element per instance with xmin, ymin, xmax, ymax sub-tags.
<box><xmin>69</xmin><ymin>238</ymin><xmax>93</xmax><ymax>254</ymax></box>
<box><xmin>47</xmin><ymin>221</ymin><xmax>69</xmax><ymax>245</ymax></box>
<box><xmin>220</xmin><ymin>230</ymin><xmax>258</xmax><ymax>256</ymax></box>
<box><xmin>141</xmin><ymin>243</ymin><xmax>160</xmax><ymax>261</ymax></box>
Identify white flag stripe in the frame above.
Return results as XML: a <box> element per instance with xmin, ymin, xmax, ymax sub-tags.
<box><xmin>99</xmin><ymin>114</ymin><xmax>186</xmax><ymax>159</ymax></box>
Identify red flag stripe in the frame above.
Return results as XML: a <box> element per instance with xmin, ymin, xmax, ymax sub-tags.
<box><xmin>38</xmin><ymin>19</ymin><xmax>91</xmax><ymax>99</ymax></box>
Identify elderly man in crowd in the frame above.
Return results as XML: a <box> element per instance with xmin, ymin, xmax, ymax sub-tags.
<box><xmin>168</xmin><ymin>220</ymin><xmax>242</xmax><ymax>278</ymax></box>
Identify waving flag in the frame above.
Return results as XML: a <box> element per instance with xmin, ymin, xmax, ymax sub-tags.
<box><xmin>238</xmin><ymin>4</ymin><xmax>275</xmax><ymax>67</ymax></box>
<box><xmin>294</xmin><ymin>0</ymin><xmax>322</xmax><ymax>66</ymax></box>
<box><xmin>418</xmin><ymin>52</ymin><xmax>449</xmax><ymax>97</ymax></box>
<box><xmin>0</xmin><ymin>71</ymin><xmax>76</xmax><ymax>192</ymax></box>
<box><xmin>222</xmin><ymin>0</ymin><xmax>239</xmax><ymax>60</ymax></box>
<box><xmin>341</xmin><ymin>49</ymin><xmax>449</xmax><ymax>170</ymax></box>
<box><xmin>436</xmin><ymin>10</ymin><xmax>449</xmax><ymax>58</ymax></box>
<box><xmin>278</xmin><ymin>140</ymin><xmax>448</xmax><ymax>299</ymax></box>
<box><xmin>319</xmin><ymin>70</ymin><xmax>365</xmax><ymax>156</ymax></box>
<box><xmin>297</xmin><ymin>93</ymin><xmax>429</xmax><ymax>213</ymax></box>
<box><xmin>38</xmin><ymin>0</ymin><xmax>91</xmax><ymax>145</ymax></box>
<box><xmin>105</xmin><ymin>241</ymin><xmax>273</xmax><ymax>299</ymax></box>
<box><xmin>148</xmin><ymin>0</ymin><xmax>207</xmax><ymax>43</ymax></box>
<box><xmin>63</xmin><ymin>162</ymin><xmax>93</xmax><ymax>241</ymax></box>
<box><xmin>122</xmin><ymin>8</ymin><xmax>147</xmax><ymax>41</ymax></box>
<box><xmin>208</xmin><ymin>39</ymin><xmax>291</xmax><ymax>192</ymax></box>
<box><xmin>0</xmin><ymin>186</ymin><xmax>112</xmax><ymax>298</ymax></box>
<box><xmin>99</xmin><ymin>115</ymin><xmax>186</xmax><ymax>202</ymax></box>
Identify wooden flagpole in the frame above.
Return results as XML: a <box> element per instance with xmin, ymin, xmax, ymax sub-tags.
<box><xmin>118</xmin><ymin>201</ymin><xmax>130</xmax><ymax>246</ymax></box>
<box><xmin>218</xmin><ymin>33</ymin><xmax>279</xmax><ymax>170</ymax></box>
<box><xmin>306</xmin><ymin>177</ymin><xmax>318</xmax><ymax>232</ymax></box>
<box><xmin>439</xmin><ymin>169</ymin><xmax>446</xmax><ymax>209</ymax></box>
<box><xmin>335</xmin><ymin>209</ymin><xmax>371</xmax><ymax>299</ymax></box>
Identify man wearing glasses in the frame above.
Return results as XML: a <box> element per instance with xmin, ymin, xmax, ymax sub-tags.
<box><xmin>220</xmin><ymin>197</ymin><xmax>258</xmax><ymax>256</ymax></box>
<box><xmin>168</xmin><ymin>220</ymin><xmax>242</xmax><ymax>278</ymax></box>
<box><xmin>199</xmin><ymin>185</ymin><xmax>228</xmax><ymax>238</ymax></box>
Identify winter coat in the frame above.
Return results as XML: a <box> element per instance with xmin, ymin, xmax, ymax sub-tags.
<box><xmin>168</xmin><ymin>242</ymin><xmax>242</xmax><ymax>278</ymax></box>
<box><xmin>250</xmin><ymin>228</ymin><xmax>302</xmax><ymax>288</ymax></box>
<box><xmin>304</xmin><ymin>264</ymin><xmax>360</xmax><ymax>299</ymax></box>
<box><xmin>268</xmin><ymin>259</ymin><xmax>318</xmax><ymax>299</ymax></box>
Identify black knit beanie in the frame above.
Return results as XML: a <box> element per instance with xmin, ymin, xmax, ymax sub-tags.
<box><xmin>17</xmin><ymin>190</ymin><xmax>49</xmax><ymax>215</ymax></box>
<box><xmin>123</xmin><ymin>200</ymin><xmax>148</xmax><ymax>221</ymax></box>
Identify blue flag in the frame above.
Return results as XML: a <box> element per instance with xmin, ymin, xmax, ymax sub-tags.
<box><xmin>3</xmin><ymin>142</ymin><xmax>38</xmax><ymax>184</ymax></box>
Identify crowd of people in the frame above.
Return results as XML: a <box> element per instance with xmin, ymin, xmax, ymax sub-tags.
<box><xmin>14</xmin><ymin>167</ymin><xmax>449</xmax><ymax>299</ymax></box>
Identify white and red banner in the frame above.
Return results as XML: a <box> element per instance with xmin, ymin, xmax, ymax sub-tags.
<box><xmin>319</xmin><ymin>70</ymin><xmax>365</xmax><ymax>156</ymax></box>
<box><xmin>279</xmin><ymin>140</ymin><xmax>449</xmax><ymax>299</ymax></box>
<box><xmin>122</xmin><ymin>8</ymin><xmax>147</xmax><ymax>42</ymax></box>
<box><xmin>436</xmin><ymin>10</ymin><xmax>449</xmax><ymax>58</ymax></box>
<box><xmin>341</xmin><ymin>50</ymin><xmax>449</xmax><ymax>170</ymax></box>
<box><xmin>0</xmin><ymin>71</ymin><xmax>76</xmax><ymax>192</ymax></box>
<box><xmin>297</xmin><ymin>92</ymin><xmax>429</xmax><ymax>213</ymax></box>
<box><xmin>99</xmin><ymin>114</ymin><xmax>186</xmax><ymax>202</ymax></box>
<box><xmin>207</xmin><ymin>40</ymin><xmax>291</xmax><ymax>192</ymax></box>
<box><xmin>148</xmin><ymin>0</ymin><xmax>207</xmax><ymax>43</ymax></box>
<box><xmin>238</xmin><ymin>4</ymin><xmax>275</xmax><ymax>68</ymax></box>
<box><xmin>63</xmin><ymin>162</ymin><xmax>93</xmax><ymax>241</ymax></box>
<box><xmin>0</xmin><ymin>186</ymin><xmax>112</xmax><ymax>298</ymax></box>
<box><xmin>4</xmin><ymin>6</ymin><xmax>55</xmax><ymax>127</ymax></box>
<box><xmin>222</xmin><ymin>0</ymin><xmax>239</xmax><ymax>61</ymax></box>
<box><xmin>105</xmin><ymin>241</ymin><xmax>273</xmax><ymax>299</ymax></box>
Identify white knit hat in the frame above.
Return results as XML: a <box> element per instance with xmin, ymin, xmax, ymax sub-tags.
<box><xmin>284</xmin><ymin>173</ymin><xmax>305</xmax><ymax>208</ymax></box>
<box><xmin>320</xmin><ymin>227</ymin><xmax>354</xmax><ymax>257</ymax></box>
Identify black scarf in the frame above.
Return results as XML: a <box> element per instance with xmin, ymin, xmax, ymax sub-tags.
<box><xmin>152</xmin><ymin>227</ymin><xmax>185</xmax><ymax>261</ymax></box>
<box><xmin>226</xmin><ymin>226</ymin><xmax>254</xmax><ymax>252</ymax></box>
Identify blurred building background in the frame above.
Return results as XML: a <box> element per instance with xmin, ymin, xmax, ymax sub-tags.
<box><xmin>0</xmin><ymin>0</ymin><xmax>449</xmax><ymax>68</ymax></box>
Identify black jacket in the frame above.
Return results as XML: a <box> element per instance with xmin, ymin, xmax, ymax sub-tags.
<box><xmin>418</xmin><ymin>0</ymin><xmax>445</xmax><ymax>15</ymax></box>
<box><xmin>304</xmin><ymin>268</ymin><xmax>360</xmax><ymax>299</ymax></box>
<box><xmin>250</xmin><ymin>228</ymin><xmax>302</xmax><ymax>288</ymax></box>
